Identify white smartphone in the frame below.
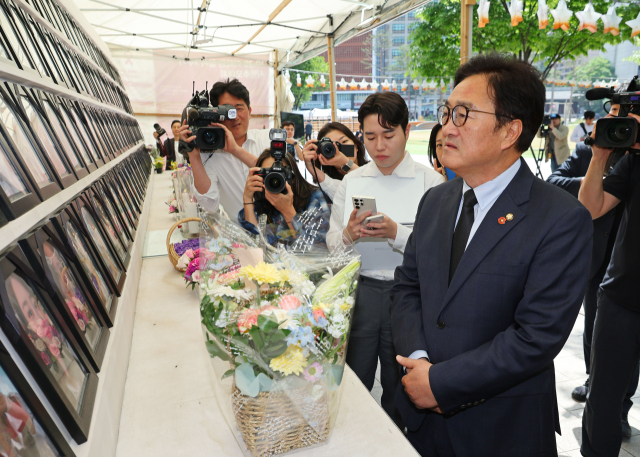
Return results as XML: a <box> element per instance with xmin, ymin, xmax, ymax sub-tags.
<box><xmin>352</xmin><ymin>195</ymin><xmax>377</xmax><ymax>219</ymax></box>
<box><xmin>363</xmin><ymin>214</ymin><xmax>384</xmax><ymax>226</ymax></box>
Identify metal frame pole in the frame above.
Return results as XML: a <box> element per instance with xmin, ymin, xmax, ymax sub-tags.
<box><xmin>327</xmin><ymin>35</ymin><xmax>337</xmax><ymax>122</ymax></box>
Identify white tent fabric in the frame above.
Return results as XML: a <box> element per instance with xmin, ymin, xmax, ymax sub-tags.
<box><xmin>275</xmin><ymin>73</ymin><xmax>295</xmax><ymax>126</ymax></box>
<box><xmin>74</xmin><ymin>0</ymin><xmax>430</xmax><ymax>66</ymax></box>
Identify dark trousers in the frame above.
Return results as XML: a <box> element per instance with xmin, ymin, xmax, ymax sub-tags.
<box><xmin>582</xmin><ymin>270</ymin><xmax>639</xmax><ymax>416</ymax></box>
<box><xmin>305</xmin><ymin>133</ymin><xmax>311</xmax><ymax>141</ymax></box>
<box><xmin>550</xmin><ymin>154</ymin><xmax>559</xmax><ymax>173</ymax></box>
<box><xmin>582</xmin><ymin>298</ymin><xmax>640</xmax><ymax>457</ymax></box>
<box><xmin>408</xmin><ymin>412</ymin><xmax>456</xmax><ymax>457</ymax></box>
<box><xmin>346</xmin><ymin>275</ymin><xmax>404</xmax><ymax>429</ymax></box>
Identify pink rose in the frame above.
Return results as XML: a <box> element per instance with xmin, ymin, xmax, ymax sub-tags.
<box><xmin>237</xmin><ymin>309</ymin><xmax>260</xmax><ymax>333</ymax></box>
<box><xmin>185</xmin><ymin>249</ymin><xmax>194</xmax><ymax>259</ymax></box>
<box><xmin>192</xmin><ymin>270</ymin><xmax>201</xmax><ymax>282</ymax></box>
<box><xmin>313</xmin><ymin>309</ymin><xmax>326</xmax><ymax>321</ymax></box>
<box><xmin>192</xmin><ymin>249</ymin><xmax>200</xmax><ymax>258</ymax></box>
<box><xmin>48</xmin><ymin>345</ymin><xmax>60</xmax><ymax>357</ymax></box>
<box><xmin>40</xmin><ymin>351</ymin><xmax>51</xmax><ymax>366</ymax></box>
<box><xmin>232</xmin><ymin>243</ymin><xmax>246</xmax><ymax>249</ymax></box>
<box><xmin>78</xmin><ymin>320</ymin><xmax>86</xmax><ymax>331</ymax></box>
<box><xmin>279</xmin><ymin>295</ymin><xmax>301</xmax><ymax>311</ymax></box>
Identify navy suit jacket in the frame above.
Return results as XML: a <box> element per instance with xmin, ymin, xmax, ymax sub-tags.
<box><xmin>547</xmin><ymin>143</ymin><xmax>618</xmax><ymax>279</ymax></box>
<box><xmin>391</xmin><ymin>159</ymin><xmax>593</xmax><ymax>457</ymax></box>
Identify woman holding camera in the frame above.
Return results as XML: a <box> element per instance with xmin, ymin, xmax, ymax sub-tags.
<box><xmin>240</xmin><ymin>150</ymin><xmax>330</xmax><ymax>247</ymax></box>
<box><xmin>301</xmin><ymin>123</ymin><xmax>368</xmax><ymax>201</ymax></box>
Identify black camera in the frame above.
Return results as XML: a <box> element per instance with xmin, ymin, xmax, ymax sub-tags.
<box><xmin>179</xmin><ymin>85</ymin><xmax>237</xmax><ymax>154</ymax></box>
<box><xmin>153</xmin><ymin>123</ymin><xmax>166</xmax><ymax>137</ymax></box>
<box><xmin>542</xmin><ymin>114</ymin><xmax>552</xmax><ymax>126</ymax></box>
<box><xmin>317</xmin><ymin>137</ymin><xmax>336</xmax><ymax>159</ymax></box>
<box><xmin>254</xmin><ymin>129</ymin><xmax>294</xmax><ymax>200</ymax></box>
<box><xmin>586</xmin><ymin>77</ymin><xmax>640</xmax><ymax>150</ymax></box>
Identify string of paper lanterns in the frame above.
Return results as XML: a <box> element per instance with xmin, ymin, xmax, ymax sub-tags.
<box><xmin>480</xmin><ymin>0</ymin><xmax>638</xmax><ymax>37</ymax></box>
<box><xmin>285</xmin><ymin>70</ymin><xmax>621</xmax><ymax>94</ymax></box>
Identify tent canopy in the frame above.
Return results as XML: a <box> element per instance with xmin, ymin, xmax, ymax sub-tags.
<box><xmin>75</xmin><ymin>0</ymin><xmax>430</xmax><ymax>67</ymax></box>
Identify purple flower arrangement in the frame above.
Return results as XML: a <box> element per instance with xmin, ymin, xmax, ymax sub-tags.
<box><xmin>173</xmin><ymin>238</ymin><xmax>200</xmax><ymax>257</ymax></box>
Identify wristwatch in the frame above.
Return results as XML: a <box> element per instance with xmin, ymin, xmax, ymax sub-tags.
<box><xmin>341</xmin><ymin>159</ymin><xmax>354</xmax><ymax>174</ymax></box>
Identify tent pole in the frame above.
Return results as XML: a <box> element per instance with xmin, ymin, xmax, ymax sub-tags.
<box><xmin>274</xmin><ymin>50</ymin><xmax>278</xmax><ymax>128</ymax></box>
<box><xmin>327</xmin><ymin>35</ymin><xmax>337</xmax><ymax>122</ymax></box>
<box><xmin>460</xmin><ymin>0</ymin><xmax>475</xmax><ymax>65</ymax></box>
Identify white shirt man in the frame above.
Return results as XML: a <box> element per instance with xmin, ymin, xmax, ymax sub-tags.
<box><xmin>179</xmin><ymin>79</ymin><xmax>271</xmax><ymax>218</ymax></box>
<box><xmin>193</xmin><ymin>129</ymin><xmax>270</xmax><ymax>217</ymax></box>
<box><xmin>327</xmin><ymin>151</ymin><xmax>444</xmax><ymax>279</ymax></box>
<box><xmin>570</xmin><ymin>112</ymin><xmax>596</xmax><ymax>144</ymax></box>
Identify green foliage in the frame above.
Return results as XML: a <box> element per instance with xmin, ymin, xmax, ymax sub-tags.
<box><xmin>409</xmin><ymin>0</ymin><xmax>639</xmax><ymax>79</ymax></box>
<box><xmin>624</xmin><ymin>37</ymin><xmax>640</xmax><ymax>65</ymax></box>
<box><xmin>569</xmin><ymin>56</ymin><xmax>616</xmax><ymax>80</ymax></box>
<box><xmin>290</xmin><ymin>56</ymin><xmax>329</xmax><ymax>110</ymax></box>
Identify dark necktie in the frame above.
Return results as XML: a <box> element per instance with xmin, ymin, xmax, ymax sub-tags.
<box><xmin>449</xmin><ymin>189</ymin><xmax>478</xmax><ymax>284</ymax></box>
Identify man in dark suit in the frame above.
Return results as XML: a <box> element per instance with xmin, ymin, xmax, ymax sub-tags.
<box><xmin>390</xmin><ymin>54</ymin><xmax>593</xmax><ymax>457</ymax></box>
<box><xmin>546</xmin><ymin>141</ymin><xmax>636</xmax><ymax>435</ymax></box>
<box><xmin>154</xmin><ymin>120</ymin><xmax>181</xmax><ymax>169</ymax></box>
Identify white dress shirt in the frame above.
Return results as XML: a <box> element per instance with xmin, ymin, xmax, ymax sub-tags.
<box><xmin>408</xmin><ymin>158</ymin><xmax>521</xmax><ymax>363</ymax></box>
<box><xmin>193</xmin><ymin>129</ymin><xmax>271</xmax><ymax>218</ymax></box>
<box><xmin>327</xmin><ymin>152</ymin><xmax>445</xmax><ymax>280</ymax></box>
<box><xmin>570</xmin><ymin>122</ymin><xmax>594</xmax><ymax>144</ymax></box>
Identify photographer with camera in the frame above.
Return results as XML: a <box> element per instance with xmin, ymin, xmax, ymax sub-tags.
<box><xmin>578</xmin><ymin>79</ymin><xmax>640</xmax><ymax>456</ymax></box>
<box><xmin>153</xmin><ymin>121</ymin><xmax>181</xmax><ymax>169</ymax></box>
<box><xmin>570</xmin><ymin>110</ymin><xmax>596</xmax><ymax>144</ymax></box>
<box><xmin>547</xmin><ymin>104</ymin><xmax>638</xmax><ymax>432</ymax></box>
<box><xmin>326</xmin><ymin>92</ymin><xmax>444</xmax><ymax>429</ymax></box>
<box><xmin>301</xmin><ymin>122</ymin><xmax>368</xmax><ymax>200</ymax></box>
<box><xmin>537</xmin><ymin>113</ymin><xmax>570</xmax><ymax>172</ymax></box>
<box><xmin>240</xmin><ymin>130</ymin><xmax>330</xmax><ymax>247</ymax></box>
<box><xmin>178</xmin><ymin>78</ymin><xmax>271</xmax><ymax>217</ymax></box>
<box><xmin>281</xmin><ymin>121</ymin><xmax>303</xmax><ymax>162</ymax></box>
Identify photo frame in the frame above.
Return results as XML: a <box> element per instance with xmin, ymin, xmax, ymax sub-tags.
<box><xmin>60</xmin><ymin>101</ymin><xmax>105</xmax><ymax>166</ymax></box>
<box><xmin>0</xmin><ymin>131</ymin><xmax>41</xmax><ymax>219</ymax></box>
<box><xmin>0</xmin><ymin>339</ymin><xmax>77</xmax><ymax>456</ymax></box>
<box><xmin>85</xmin><ymin>187</ymin><xmax>131</xmax><ymax>268</ymax></box>
<box><xmin>95</xmin><ymin>180</ymin><xmax>135</xmax><ymax>242</ymax></box>
<box><xmin>0</xmin><ymin>82</ymin><xmax>61</xmax><ymax>201</ymax></box>
<box><xmin>112</xmin><ymin>167</ymin><xmax>141</xmax><ymax>214</ymax></box>
<box><xmin>13</xmin><ymin>85</ymin><xmax>78</xmax><ymax>188</ymax></box>
<box><xmin>119</xmin><ymin>160</ymin><xmax>144</xmax><ymax>200</ymax></box>
<box><xmin>50</xmin><ymin>96</ymin><xmax>98</xmax><ymax>172</ymax></box>
<box><xmin>76</xmin><ymin>104</ymin><xmax>111</xmax><ymax>162</ymax></box>
<box><xmin>104</xmin><ymin>176</ymin><xmax>138</xmax><ymax>230</ymax></box>
<box><xmin>0</xmin><ymin>247</ymin><xmax>98</xmax><ymax>443</ymax></box>
<box><xmin>68</xmin><ymin>197</ymin><xmax>127</xmax><ymax>287</ymax></box>
<box><xmin>20</xmin><ymin>227</ymin><xmax>110</xmax><ymax>371</ymax></box>
<box><xmin>51</xmin><ymin>212</ymin><xmax>118</xmax><ymax>326</ymax></box>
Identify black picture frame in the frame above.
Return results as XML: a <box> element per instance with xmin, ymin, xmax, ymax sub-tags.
<box><xmin>103</xmin><ymin>175</ymin><xmax>138</xmax><ymax>230</ymax></box>
<box><xmin>0</xmin><ymin>82</ymin><xmax>61</xmax><ymax>201</ymax></box>
<box><xmin>0</xmin><ymin>130</ymin><xmax>41</xmax><ymax>219</ymax></box>
<box><xmin>68</xmin><ymin>197</ymin><xmax>127</xmax><ymax>288</ymax></box>
<box><xmin>0</xmin><ymin>247</ymin><xmax>98</xmax><ymax>443</ymax></box>
<box><xmin>112</xmin><ymin>167</ymin><xmax>141</xmax><ymax>214</ymax></box>
<box><xmin>51</xmin><ymin>211</ymin><xmax>118</xmax><ymax>326</ymax></box>
<box><xmin>51</xmin><ymin>96</ymin><xmax>98</xmax><ymax>173</ymax></box>
<box><xmin>13</xmin><ymin>85</ymin><xmax>79</xmax><ymax>188</ymax></box>
<box><xmin>0</xmin><ymin>339</ymin><xmax>77</xmax><ymax>456</ymax></box>
<box><xmin>61</xmin><ymin>101</ymin><xmax>105</xmax><ymax>167</ymax></box>
<box><xmin>84</xmin><ymin>187</ymin><xmax>131</xmax><ymax>269</ymax></box>
<box><xmin>94</xmin><ymin>180</ymin><xmax>135</xmax><ymax>243</ymax></box>
<box><xmin>20</xmin><ymin>227</ymin><xmax>110</xmax><ymax>372</ymax></box>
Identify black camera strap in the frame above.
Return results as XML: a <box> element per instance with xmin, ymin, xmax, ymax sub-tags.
<box><xmin>312</xmin><ymin>165</ymin><xmax>333</xmax><ymax>205</ymax></box>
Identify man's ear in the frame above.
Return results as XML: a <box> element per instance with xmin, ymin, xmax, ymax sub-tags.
<box><xmin>404</xmin><ymin>123</ymin><xmax>411</xmax><ymax>140</ymax></box>
<box><xmin>502</xmin><ymin>119</ymin><xmax>522</xmax><ymax>151</ymax></box>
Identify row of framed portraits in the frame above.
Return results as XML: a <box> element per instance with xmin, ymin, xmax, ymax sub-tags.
<box><xmin>0</xmin><ymin>149</ymin><xmax>151</xmax><ymax>455</ymax></box>
<box><xmin>0</xmin><ymin>81</ymin><xmax>143</xmax><ymax>226</ymax></box>
<box><xmin>0</xmin><ymin>0</ymin><xmax>131</xmax><ymax>112</ymax></box>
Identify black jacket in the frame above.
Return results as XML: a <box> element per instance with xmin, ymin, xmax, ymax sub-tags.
<box><xmin>547</xmin><ymin>143</ymin><xmax>621</xmax><ymax>279</ymax></box>
<box><xmin>391</xmin><ymin>160</ymin><xmax>593</xmax><ymax>456</ymax></box>
<box><xmin>159</xmin><ymin>138</ymin><xmax>176</xmax><ymax>169</ymax></box>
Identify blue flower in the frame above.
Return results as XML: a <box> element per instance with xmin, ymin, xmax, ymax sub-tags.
<box><xmin>286</xmin><ymin>326</ymin><xmax>315</xmax><ymax>348</ymax></box>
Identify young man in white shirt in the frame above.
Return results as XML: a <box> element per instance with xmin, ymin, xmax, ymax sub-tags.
<box><xmin>153</xmin><ymin>120</ymin><xmax>181</xmax><ymax>169</ymax></box>
<box><xmin>179</xmin><ymin>78</ymin><xmax>271</xmax><ymax>218</ymax></box>
<box><xmin>327</xmin><ymin>92</ymin><xmax>445</xmax><ymax>428</ymax></box>
<box><xmin>570</xmin><ymin>110</ymin><xmax>595</xmax><ymax>144</ymax></box>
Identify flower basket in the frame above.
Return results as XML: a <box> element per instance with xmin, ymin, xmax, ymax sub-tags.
<box><xmin>198</xmin><ymin>212</ymin><xmax>360</xmax><ymax>457</ymax></box>
<box><xmin>167</xmin><ymin>217</ymin><xmax>202</xmax><ymax>272</ymax></box>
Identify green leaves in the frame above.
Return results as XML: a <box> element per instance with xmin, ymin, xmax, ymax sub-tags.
<box><xmin>409</xmin><ymin>0</ymin><xmax>640</xmax><ymax>79</ymax></box>
<box><xmin>235</xmin><ymin>363</ymin><xmax>273</xmax><ymax>397</ymax></box>
<box><xmin>290</xmin><ymin>57</ymin><xmax>330</xmax><ymax>110</ymax></box>
<box><xmin>205</xmin><ymin>336</ymin><xmax>232</xmax><ymax>361</ymax></box>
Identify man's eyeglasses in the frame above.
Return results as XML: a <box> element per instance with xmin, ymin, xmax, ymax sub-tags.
<box><xmin>437</xmin><ymin>105</ymin><xmax>513</xmax><ymax>127</ymax></box>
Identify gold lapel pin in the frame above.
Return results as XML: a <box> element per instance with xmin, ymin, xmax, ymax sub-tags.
<box><xmin>506</xmin><ymin>213</ymin><xmax>514</xmax><ymax>221</ymax></box>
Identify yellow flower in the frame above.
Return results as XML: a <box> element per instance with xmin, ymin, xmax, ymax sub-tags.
<box><xmin>339</xmin><ymin>302</ymin><xmax>352</xmax><ymax>313</ymax></box>
<box><xmin>269</xmin><ymin>345</ymin><xmax>307</xmax><ymax>376</ymax></box>
<box><xmin>239</xmin><ymin>263</ymin><xmax>281</xmax><ymax>285</ymax></box>
<box><xmin>312</xmin><ymin>303</ymin><xmax>329</xmax><ymax>312</ymax></box>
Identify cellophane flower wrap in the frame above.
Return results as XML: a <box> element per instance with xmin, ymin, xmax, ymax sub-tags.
<box><xmin>198</xmin><ymin>211</ymin><xmax>361</xmax><ymax>457</ymax></box>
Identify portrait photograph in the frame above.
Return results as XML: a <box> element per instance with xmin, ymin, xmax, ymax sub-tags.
<box><xmin>78</xmin><ymin>207</ymin><xmax>122</xmax><ymax>282</ymax></box>
<box><xmin>86</xmin><ymin>195</ymin><xmax>126</xmax><ymax>263</ymax></box>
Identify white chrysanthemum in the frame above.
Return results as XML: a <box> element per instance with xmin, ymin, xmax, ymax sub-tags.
<box><xmin>203</xmin><ymin>279</ymin><xmax>255</xmax><ymax>302</ymax></box>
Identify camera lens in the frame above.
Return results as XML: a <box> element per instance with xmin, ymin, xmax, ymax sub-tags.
<box><xmin>265</xmin><ymin>172</ymin><xmax>286</xmax><ymax>193</ymax></box>
<box><xmin>321</xmin><ymin>142</ymin><xmax>336</xmax><ymax>159</ymax></box>
<box><xmin>605</xmin><ymin>120</ymin><xmax>633</xmax><ymax>145</ymax></box>
<box><xmin>202</xmin><ymin>129</ymin><xmax>218</xmax><ymax>146</ymax></box>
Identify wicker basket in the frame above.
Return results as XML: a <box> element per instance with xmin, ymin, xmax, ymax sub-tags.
<box><xmin>167</xmin><ymin>217</ymin><xmax>202</xmax><ymax>272</ymax></box>
<box><xmin>231</xmin><ymin>383</ymin><xmax>330</xmax><ymax>457</ymax></box>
